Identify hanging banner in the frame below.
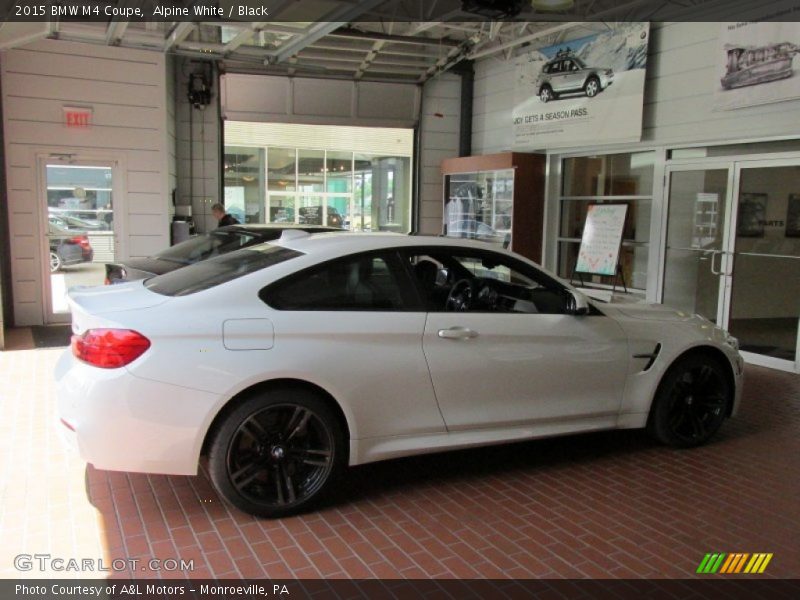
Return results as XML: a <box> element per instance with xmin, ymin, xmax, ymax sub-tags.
<box><xmin>512</xmin><ymin>23</ymin><xmax>649</xmax><ymax>150</ymax></box>
<box><xmin>714</xmin><ymin>21</ymin><xmax>800</xmax><ymax>111</ymax></box>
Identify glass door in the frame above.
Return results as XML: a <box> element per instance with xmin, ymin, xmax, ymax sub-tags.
<box><xmin>41</xmin><ymin>159</ymin><xmax>117</xmax><ymax>324</ymax></box>
<box><xmin>662</xmin><ymin>165</ymin><xmax>734</xmax><ymax>325</ymax></box>
<box><xmin>728</xmin><ymin>161</ymin><xmax>800</xmax><ymax>372</ymax></box>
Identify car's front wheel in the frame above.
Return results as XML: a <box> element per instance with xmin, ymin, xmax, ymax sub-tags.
<box><xmin>584</xmin><ymin>77</ymin><xmax>600</xmax><ymax>98</ymax></box>
<box><xmin>647</xmin><ymin>354</ymin><xmax>731</xmax><ymax>448</ymax></box>
<box><xmin>208</xmin><ymin>387</ymin><xmax>345</xmax><ymax>518</ymax></box>
<box><xmin>539</xmin><ymin>85</ymin><xmax>554</xmax><ymax>103</ymax></box>
<box><xmin>50</xmin><ymin>251</ymin><xmax>62</xmax><ymax>273</ymax></box>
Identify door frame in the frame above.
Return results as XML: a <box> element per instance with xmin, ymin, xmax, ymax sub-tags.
<box><xmin>658</xmin><ymin>162</ymin><xmax>736</xmax><ymax>326</ymax></box>
<box><xmin>35</xmin><ymin>153</ymin><xmax>125</xmax><ymax>325</ymax></box>
<box><xmin>730</xmin><ymin>157</ymin><xmax>800</xmax><ymax>373</ymax></box>
<box><xmin>661</xmin><ymin>157</ymin><xmax>800</xmax><ymax>373</ymax></box>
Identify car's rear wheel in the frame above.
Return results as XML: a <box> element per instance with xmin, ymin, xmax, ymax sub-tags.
<box><xmin>50</xmin><ymin>251</ymin><xmax>62</xmax><ymax>273</ymax></box>
<box><xmin>208</xmin><ymin>388</ymin><xmax>345</xmax><ymax>518</ymax></box>
<box><xmin>584</xmin><ymin>77</ymin><xmax>600</xmax><ymax>98</ymax></box>
<box><xmin>539</xmin><ymin>85</ymin><xmax>553</xmax><ymax>103</ymax></box>
<box><xmin>647</xmin><ymin>354</ymin><xmax>731</xmax><ymax>448</ymax></box>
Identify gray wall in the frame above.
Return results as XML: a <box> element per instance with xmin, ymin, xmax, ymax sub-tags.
<box><xmin>417</xmin><ymin>73</ymin><xmax>461</xmax><ymax>235</ymax></box>
<box><xmin>175</xmin><ymin>59</ymin><xmax>220</xmax><ymax>233</ymax></box>
<box><xmin>220</xmin><ymin>73</ymin><xmax>421</xmax><ymax>129</ymax></box>
<box><xmin>1</xmin><ymin>39</ymin><xmax>172</xmax><ymax>326</ymax></box>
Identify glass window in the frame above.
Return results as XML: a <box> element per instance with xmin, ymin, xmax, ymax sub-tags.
<box><xmin>269</xmin><ymin>194</ymin><xmax>296</xmax><ymax>223</ymax></box>
<box><xmin>146</xmin><ymin>245</ymin><xmax>302</xmax><ymax>297</ymax></box>
<box><xmin>563</xmin><ymin>151</ymin><xmax>654</xmax><ymax>197</ymax></box>
<box><xmin>406</xmin><ymin>249</ymin><xmax>567</xmax><ymax>314</ymax></box>
<box><xmin>557</xmin><ymin>151</ymin><xmax>655</xmax><ymax>293</ymax></box>
<box><xmin>444</xmin><ymin>170</ymin><xmax>513</xmax><ymax>249</ymax></box>
<box><xmin>297</xmin><ymin>149</ymin><xmax>325</xmax><ymax>193</ymax></box>
<box><xmin>224</xmin><ymin>146</ymin><xmax>264</xmax><ymax>224</ymax></box>
<box><xmin>224</xmin><ymin>127</ymin><xmax>412</xmax><ymax>234</ymax></box>
<box><xmin>327</xmin><ymin>151</ymin><xmax>352</xmax><ymax>193</ymax></box>
<box><xmin>153</xmin><ymin>230</ymin><xmax>259</xmax><ymax>265</ymax></box>
<box><xmin>262</xmin><ymin>253</ymin><xmax>408</xmax><ymax>311</ymax></box>
<box><xmin>268</xmin><ymin>148</ymin><xmax>296</xmax><ymax>192</ymax></box>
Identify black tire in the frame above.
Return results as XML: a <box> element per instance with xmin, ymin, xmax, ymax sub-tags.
<box><xmin>539</xmin><ymin>85</ymin><xmax>554</xmax><ymax>103</ymax></box>
<box><xmin>647</xmin><ymin>354</ymin><xmax>731</xmax><ymax>448</ymax></box>
<box><xmin>50</xmin><ymin>251</ymin><xmax>62</xmax><ymax>273</ymax></box>
<box><xmin>208</xmin><ymin>387</ymin><xmax>346</xmax><ymax>518</ymax></box>
<box><xmin>584</xmin><ymin>76</ymin><xmax>600</xmax><ymax>98</ymax></box>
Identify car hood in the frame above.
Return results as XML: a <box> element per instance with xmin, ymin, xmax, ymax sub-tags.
<box><xmin>608</xmin><ymin>302</ymin><xmax>702</xmax><ymax>323</ymax></box>
<box><xmin>68</xmin><ymin>280</ymin><xmax>169</xmax><ymax>317</ymax></box>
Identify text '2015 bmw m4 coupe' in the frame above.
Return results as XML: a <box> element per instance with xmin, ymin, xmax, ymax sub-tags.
<box><xmin>56</xmin><ymin>232</ymin><xmax>743</xmax><ymax>518</ymax></box>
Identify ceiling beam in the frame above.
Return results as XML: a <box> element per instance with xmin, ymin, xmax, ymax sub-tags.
<box><xmin>268</xmin><ymin>0</ymin><xmax>386</xmax><ymax>64</ymax></box>
<box><xmin>355</xmin><ymin>40</ymin><xmax>385</xmax><ymax>80</ymax></box>
<box><xmin>419</xmin><ymin>43</ymin><xmax>469</xmax><ymax>83</ymax></box>
<box><xmin>164</xmin><ymin>22</ymin><xmax>195</xmax><ymax>51</ymax></box>
<box><xmin>105</xmin><ymin>21</ymin><xmax>129</xmax><ymax>46</ymax></box>
<box><xmin>223</xmin><ymin>22</ymin><xmax>269</xmax><ymax>55</ymax></box>
<box><xmin>330</xmin><ymin>28</ymin><xmax>461</xmax><ymax>48</ymax></box>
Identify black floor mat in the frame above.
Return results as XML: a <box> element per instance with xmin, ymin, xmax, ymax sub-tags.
<box><xmin>31</xmin><ymin>325</ymin><xmax>72</xmax><ymax>348</ymax></box>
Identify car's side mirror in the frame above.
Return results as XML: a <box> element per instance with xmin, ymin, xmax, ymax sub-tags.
<box><xmin>565</xmin><ymin>289</ymin><xmax>590</xmax><ymax>316</ymax></box>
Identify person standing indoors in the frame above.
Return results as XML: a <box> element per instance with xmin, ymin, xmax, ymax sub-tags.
<box><xmin>211</xmin><ymin>203</ymin><xmax>239</xmax><ymax>227</ymax></box>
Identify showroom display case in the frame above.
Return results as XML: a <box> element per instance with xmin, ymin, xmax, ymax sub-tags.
<box><xmin>441</xmin><ymin>153</ymin><xmax>546</xmax><ymax>263</ymax></box>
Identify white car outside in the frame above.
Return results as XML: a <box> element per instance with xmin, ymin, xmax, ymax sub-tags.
<box><xmin>56</xmin><ymin>232</ymin><xmax>743</xmax><ymax>517</ymax></box>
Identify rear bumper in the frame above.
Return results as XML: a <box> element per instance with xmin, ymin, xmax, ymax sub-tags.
<box><xmin>54</xmin><ymin>349</ymin><xmax>220</xmax><ymax>475</ymax></box>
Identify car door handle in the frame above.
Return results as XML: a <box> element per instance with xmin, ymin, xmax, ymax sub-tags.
<box><xmin>438</xmin><ymin>327</ymin><xmax>479</xmax><ymax>340</ymax></box>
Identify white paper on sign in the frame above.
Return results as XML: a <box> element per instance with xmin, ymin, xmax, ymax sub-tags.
<box><xmin>575</xmin><ymin>204</ymin><xmax>628</xmax><ymax>276</ymax></box>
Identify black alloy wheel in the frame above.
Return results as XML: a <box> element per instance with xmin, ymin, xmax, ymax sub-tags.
<box><xmin>648</xmin><ymin>354</ymin><xmax>731</xmax><ymax>448</ymax></box>
<box><xmin>209</xmin><ymin>389</ymin><xmax>344</xmax><ymax>518</ymax></box>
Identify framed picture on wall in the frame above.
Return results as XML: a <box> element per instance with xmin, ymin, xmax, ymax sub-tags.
<box><xmin>786</xmin><ymin>194</ymin><xmax>800</xmax><ymax>237</ymax></box>
<box><xmin>737</xmin><ymin>192</ymin><xmax>767</xmax><ymax>237</ymax></box>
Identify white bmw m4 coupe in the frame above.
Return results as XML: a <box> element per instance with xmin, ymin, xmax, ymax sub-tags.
<box><xmin>56</xmin><ymin>232</ymin><xmax>744</xmax><ymax>517</ymax></box>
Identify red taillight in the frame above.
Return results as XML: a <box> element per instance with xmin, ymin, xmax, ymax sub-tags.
<box><xmin>71</xmin><ymin>329</ymin><xmax>151</xmax><ymax>368</ymax></box>
<box><xmin>70</xmin><ymin>235</ymin><xmax>91</xmax><ymax>250</ymax></box>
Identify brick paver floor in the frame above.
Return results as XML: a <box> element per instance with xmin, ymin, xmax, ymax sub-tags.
<box><xmin>1</xmin><ymin>344</ymin><xmax>798</xmax><ymax>579</ymax></box>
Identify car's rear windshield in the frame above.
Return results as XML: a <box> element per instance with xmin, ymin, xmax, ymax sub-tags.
<box><xmin>145</xmin><ymin>244</ymin><xmax>303</xmax><ymax>297</ymax></box>
<box><xmin>153</xmin><ymin>230</ymin><xmax>261</xmax><ymax>265</ymax></box>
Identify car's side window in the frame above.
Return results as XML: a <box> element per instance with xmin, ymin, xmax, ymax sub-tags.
<box><xmin>262</xmin><ymin>252</ymin><xmax>415</xmax><ymax>311</ymax></box>
<box><xmin>404</xmin><ymin>248</ymin><xmax>570</xmax><ymax>315</ymax></box>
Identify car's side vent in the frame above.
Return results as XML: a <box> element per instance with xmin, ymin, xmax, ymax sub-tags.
<box><xmin>633</xmin><ymin>343</ymin><xmax>661</xmax><ymax>372</ymax></box>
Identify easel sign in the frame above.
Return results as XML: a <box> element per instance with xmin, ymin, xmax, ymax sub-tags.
<box><xmin>573</xmin><ymin>203</ymin><xmax>628</xmax><ymax>292</ymax></box>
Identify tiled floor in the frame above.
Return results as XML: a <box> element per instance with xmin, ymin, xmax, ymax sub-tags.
<box><xmin>1</xmin><ymin>342</ymin><xmax>798</xmax><ymax>580</ymax></box>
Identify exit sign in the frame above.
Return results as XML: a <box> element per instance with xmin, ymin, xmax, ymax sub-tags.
<box><xmin>63</xmin><ymin>106</ymin><xmax>92</xmax><ymax>128</ymax></box>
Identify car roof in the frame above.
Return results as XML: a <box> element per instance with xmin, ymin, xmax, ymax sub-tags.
<box><xmin>273</xmin><ymin>232</ymin><xmax>513</xmax><ymax>258</ymax></box>
<box><xmin>218</xmin><ymin>224</ymin><xmax>341</xmax><ymax>234</ymax></box>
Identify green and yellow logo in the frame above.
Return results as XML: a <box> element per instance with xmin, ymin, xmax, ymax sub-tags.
<box><xmin>697</xmin><ymin>553</ymin><xmax>773</xmax><ymax>574</ymax></box>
